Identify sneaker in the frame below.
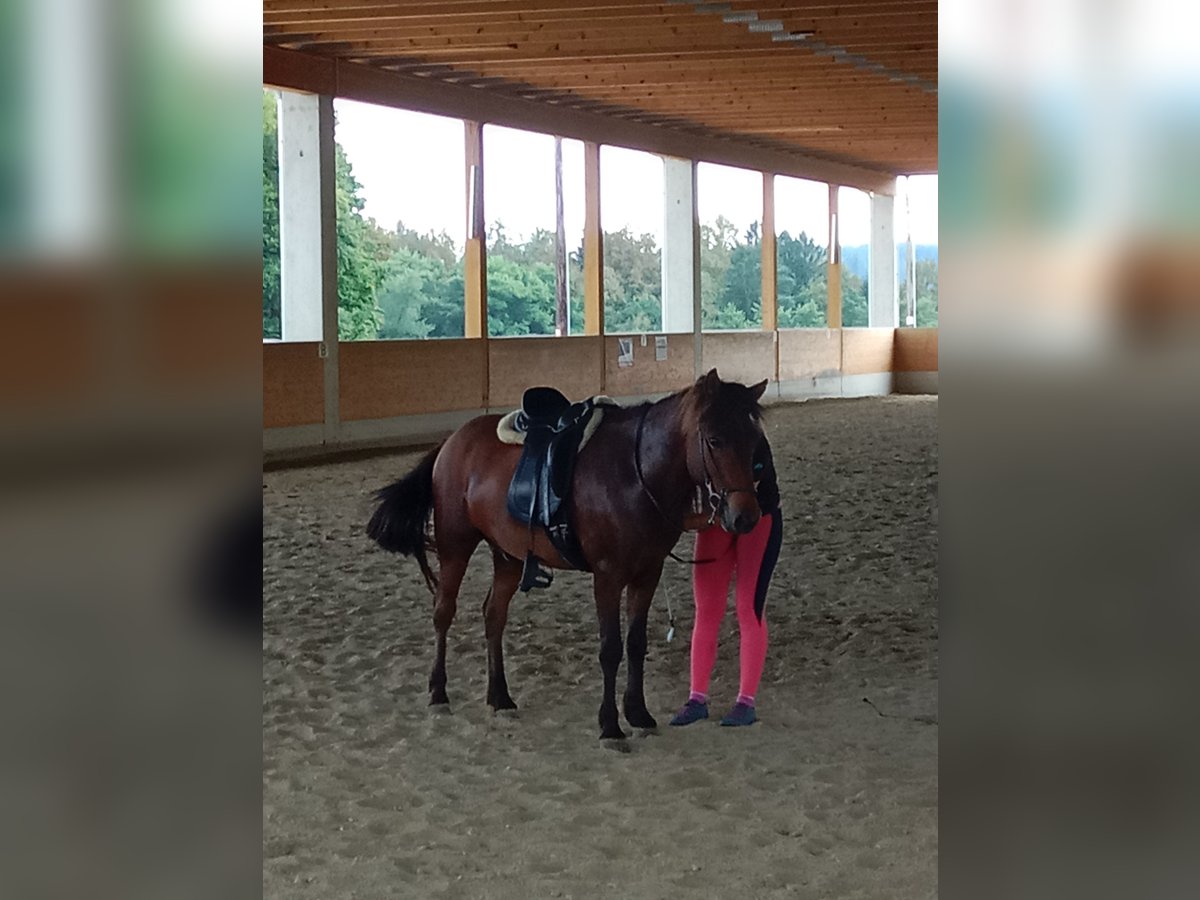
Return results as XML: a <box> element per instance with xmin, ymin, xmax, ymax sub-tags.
<box><xmin>668</xmin><ymin>699</ymin><xmax>709</xmax><ymax>726</ymax></box>
<box><xmin>719</xmin><ymin>702</ymin><xmax>758</xmax><ymax>727</ymax></box>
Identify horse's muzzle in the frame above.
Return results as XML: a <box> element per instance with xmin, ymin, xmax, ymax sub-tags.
<box><xmin>723</xmin><ymin>505</ymin><xmax>761</xmax><ymax>535</ymax></box>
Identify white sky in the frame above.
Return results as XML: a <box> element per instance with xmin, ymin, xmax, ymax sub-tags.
<box><xmin>331</xmin><ymin>99</ymin><xmax>938</xmax><ymax>252</ymax></box>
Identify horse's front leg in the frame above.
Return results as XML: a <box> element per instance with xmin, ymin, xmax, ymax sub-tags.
<box><xmin>623</xmin><ymin>563</ymin><xmax>663</xmax><ymax>731</ymax></box>
<box><xmin>593</xmin><ymin>574</ymin><xmax>626</xmax><ymax>741</ymax></box>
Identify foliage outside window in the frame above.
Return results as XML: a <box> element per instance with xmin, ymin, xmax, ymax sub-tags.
<box><xmin>600</xmin><ymin>146</ymin><xmax>663</xmax><ymax>333</ymax></box>
<box><xmin>484</xmin><ymin>127</ymin><xmax>585</xmax><ymax>337</ymax></box>
<box><xmin>838</xmin><ymin>186</ymin><xmax>871</xmax><ymax>327</ymax></box>
<box><xmin>698</xmin><ymin>163</ymin><xmax>762</xmax><ymax>330</ymax></box>
<box><xmin>898</xmin><ymin>175</ymin><xmax>938</xmax><ymax>327</ymax></box>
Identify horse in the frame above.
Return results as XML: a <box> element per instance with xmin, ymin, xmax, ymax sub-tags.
<box><xmin>367</xmin><ymin>369</ymin><xmax>767</xmax><ymax>742</ymax></box>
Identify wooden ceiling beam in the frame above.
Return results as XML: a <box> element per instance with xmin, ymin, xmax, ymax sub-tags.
<box><xmin>266</xmin><ymin>3</ymin><xmax>936</xmax><ymax>26</ymax></box>
<box><xmin>501</xmin><ymin>85</ymin><xmax>931</xmax><ymax>109</ymax></box>
<box><xmin>266</xmin><ymin>22</ymin><xmax>937</xmax><ymax>50</ymax></box>
<box><xmin>265</xmin><ymin>46</ymin><xmax>912</xmax><ymax>184</ymax></box>
<box><xmin>265</xmin><ymin>12</ymin><xmax>936</xmax><ymax>38</ymax></box>
<box><xmin>315</xmin><ymin>41</ymin><xmax>936</xmax><ymax>65</ymax></box>
<box><xmin>264</xmin><ymin>0</ymin><xmax>933</xmax><ymax>14</ymax></box>
<box><xmin>267</xmin><ymin>12</ymin><xmax>932</xmax><ymax>30</ymax></box>
<box><xmin>383</xmin><ymin>57</ymin><xmax>936</xmax><ymax>84</ymax></box>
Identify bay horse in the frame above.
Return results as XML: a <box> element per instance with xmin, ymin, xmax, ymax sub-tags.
<box><xmin>367</xmin><ymin>369</ymin><xmax>767</xmax><ymax>741</ymax></box>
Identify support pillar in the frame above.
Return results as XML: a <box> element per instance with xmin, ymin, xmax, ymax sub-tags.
<box><xmin>463</xmin><ymin>121</ymin><xmax>487</xmax><ymax>342</ymax></box>
<box><xmin>761</xmin><ymin>173</ymin><xmax>778</xmax><ymax>332</ymax></box>
<box><xmin>662</xmin><ymin>156</ymin><xmax>696</xmax><ymax>334</ymax></box>
<box><xmin>868</xmin><ymin>188</ymin><xmax>898</xmax><ymax>327</ymax></box>
<box><xmin>278</xmin><ymin>91</ymin><xmax>324</xmax><ymax>343</ymax></box>
<box><xmin>827</xmin><ymin>184</ymin><xmax>842</xmax><ymax>330</ymax></box>
<box><xmin>317</xmin><ymin>95</ymin><xmax>339</xmax><ymax>443</ymax></box>
<box><xmin>583</xmin><ymin>142</ymin><xmax>604</xmax><ymax>338</ymax></box>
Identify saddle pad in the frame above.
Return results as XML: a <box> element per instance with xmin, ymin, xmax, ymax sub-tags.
<box><xmin>496</xmin><ymin>395</ymin><xmax>618</xmax><ymax>448</ymax></box>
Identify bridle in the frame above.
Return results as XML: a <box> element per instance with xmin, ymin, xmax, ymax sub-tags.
<box><xmin>633</xmin><ymin>406</ymin><xmax>757</xmax><ymax>562</ymax></box>
<box><xmin>695</xmin><ymin>425</ymin><xmax>758</xmax><ymax>522</ymax></box>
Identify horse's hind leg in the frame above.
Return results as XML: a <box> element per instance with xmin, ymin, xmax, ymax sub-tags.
<box><xmin>483</xmin><ymin>547</ymin><xmax>522</xmax><ymax>712</ymax></box>
<box><xmin>429</xmin><ymin>543</ymin><xmax>474</xmax><ymax>708</ymax></box>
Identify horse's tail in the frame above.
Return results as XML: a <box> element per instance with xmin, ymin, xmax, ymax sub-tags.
<box><xmin>366</xmin><ymin>444</ymin><xmax>442</xmax><ymax>595</ymax></box>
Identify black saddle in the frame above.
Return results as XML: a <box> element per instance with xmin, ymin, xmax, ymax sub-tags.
<box><xmin>506</xmin><ymin>387</ymin><xmax>598</xmax><ymax>590</ymax></box>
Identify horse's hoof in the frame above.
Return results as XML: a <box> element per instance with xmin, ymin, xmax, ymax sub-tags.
<box><xmin>493</xmin><ymin>708</ymin><xmax>520</xmax><ymax>719</ymax></box>
<box><xmin>429</xmin><ymin>703</ymin><xmax>453</xmax><ymax>716</ymax></box>
<box><xmin>635</xmin><ymin>726</ymin><xmax>660</xmax><ymax>737</ymax></box>
<box><xmin>601</xmin><ymin>737</ymin><xmax>632</xmax><ymax>753</ymax></box>
<box><xmin>627</xmin><ymin>713</ymin><xmax>659</xmax><ymax>731</ymax></box>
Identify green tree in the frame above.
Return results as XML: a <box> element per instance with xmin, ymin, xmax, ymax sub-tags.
<box><xmin>777</xmin><ymin>230</ymin><xmax>828</xmax><ymax>328</ymax></box>
<box><xmin>376</xmin><ymin>223</ymin><xmax>465</xmax><ymax>338</ymax></box>
<box><xmin>900</xmin><ymin>257</ymin><xmax>939</xmax><ymax>327</ymax></box>
<box><xmin>333</xmin><ymin>141</ymin><xmax>386</xmax><ymax>340</ymax></box>
<box><xmin>485</xmin><ymin>254</ymin><xmax>556</xmax><ymax>337</ymax></box>
<box><xmin>841</xmin><ymin>266</ymin><xmax>869</xmax><ymax>327</ymax></box>
<box><xmin>262</xmin><ymin>94</ymin><xmax>391</xmax><ymax>341</ymax></box>
<box><xmin>603</xmin><ymin>227</ymin><xmax>662</xmax><ymax>332</ymax></box>
<box><xmin>699</xmin><ymin>215</ymin><xmax>737</xmax><ymax>327</ymax></box>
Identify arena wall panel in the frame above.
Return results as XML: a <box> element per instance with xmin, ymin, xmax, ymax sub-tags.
<box><xmin>604</xmin><ymin>333</ymin><xmax>694</xmax><ymax>397</ymax></box>
<box><xmin>777</xmin><ymin>329</ymin><xmax>842</xmax><ymax>382</ymax></box>
<box><xmin>893</xmin><ymin>327</ymin><xmax>938</xmax><ymax>372</ymax></box>
<box><xmin>339</xmin><ymin>339</ymin><xmax>485</xmax><ymax>421</ymax></box>
<box><xmin>841</xmin><ymin>328</ymin><xmax>895</xmax><ymax>376</ymax></box>
<box><xmin>700</xmin><ymin>331</ymin><xmax>776</xmax><ymax>385</ymax></box>
<box><xmin>263</xmin><ymin>342</ymin><xmax>324</xmax><ymax>428</ymax></box>
<box><xmin>488</xmin><ymin>336</ymin><xmax>603</xmax><ymax>409</ymax></box>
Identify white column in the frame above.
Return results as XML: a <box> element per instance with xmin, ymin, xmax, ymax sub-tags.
<box><xmin>317</xmin><ymin>95</ymin><xmax>340</xmax><ymax>444</ymax></box>
<box><xmin>31</xmin><ymin>0</ymin><xmax>110</xmax><ymax>255</ymax></box>
<box><xmin>661</xmin><ymin>156</ymin><xmax>696</xmax><ymax>333</ymax></box>
<box><xmin>278</xmin><ymin>92</ymin><xmax>325</xmax><ymax>342</ymax></box>
<box><xmin>868</xmin><ymin>189</ymin><xmax>898</xmax><ymax>328</ymax></box>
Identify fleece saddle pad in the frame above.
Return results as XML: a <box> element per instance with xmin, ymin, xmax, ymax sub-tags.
<box><xmin>496</xmin><ymin>395</ymin><xmax>618</xmax><ymax>449</ymax></box>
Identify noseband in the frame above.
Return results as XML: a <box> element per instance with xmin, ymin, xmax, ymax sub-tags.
<box><xmin>696</xmin><ymin>428</ymin><xmax>758</xmax><ymax>524</ymax></box>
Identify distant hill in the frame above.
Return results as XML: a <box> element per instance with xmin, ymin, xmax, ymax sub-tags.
<box><xmin>841</xmin><ymin>244</ymin><xmax>938</xmax><ymax>281</ymax></box>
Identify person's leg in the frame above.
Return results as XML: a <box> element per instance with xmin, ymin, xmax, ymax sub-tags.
<box><xmin>670</xmin><ymin>526</ymin><xmax>735</xmax><ymax>726</ymax></box>
<box><xmin>723</xmin><ymin>512</ymin><xmax>783</xmax><ymax>725</ymax></box>
<box><xmin>689</xmin><ymin>525</ymin><xmax>736</xmax><ymax>698</ymax></box>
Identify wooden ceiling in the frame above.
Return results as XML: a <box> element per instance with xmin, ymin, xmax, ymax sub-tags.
<box><xmin>264</xmin><ymin>1</ymin><xmax>937</xmax><ymax>176</ymax></box>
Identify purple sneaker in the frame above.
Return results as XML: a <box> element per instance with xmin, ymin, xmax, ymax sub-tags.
<box><xmin>719</xmin><ymin>702</ymin><xmax>758</xmax><ymax>727</ymax></box>
<box><xmin>669</xmin><ymin>699</ymin><xmax>709</xmax><ymax>726</ymax></box>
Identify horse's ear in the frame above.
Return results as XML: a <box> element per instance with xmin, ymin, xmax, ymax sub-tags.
<box><xmin>749</xmin><ymin>379</ymin><xmax>768</xmax><ymax>402</ymax></box>
<box><xmin>702</xmin><ymin>368</ymin><xmax>721</xmax><ymax>392</ymax></box>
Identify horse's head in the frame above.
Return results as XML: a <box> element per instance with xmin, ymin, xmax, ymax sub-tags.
<box><xmin>680</xmin><ymin>369</ymin><xmax>768</xmax><ymax>535</ymax></box>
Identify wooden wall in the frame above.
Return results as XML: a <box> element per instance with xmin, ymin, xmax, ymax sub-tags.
<box><xmin>339</xmin><ymin>339</ymin><xmax>485</xmax><ymax>421</ymax></box>
<box><xmin>777</xmin><ymin>329</ymin><xmax>841</xmax><ymax>381</ymax></box>
<box><xmin>265</xmin><ymin>328</ymin><xmax>938</xmax><ymax>452</ymax></box>
<box><xmin>701</xmin><ymin>331</ymin><xmax>776</xmax><ymax>384</ymax></box>
<box><xmin>604</xmin><ymin>333</ymin><xmax>693</xmax><ymax>397</ymax></box>
<box><xmin>263</xmin><ymin>342</ymin><xmax>323</xmax><ymax>428</ymax></box>
<box><xmin>489</xmin><ymin>336</ymin><xmax>603</xmax><ymax>408</ymax></box>
<box><xmin>893</xmin><ymin>327</ymin><xmax>938</xmax><ymax>371</ymax></box>
<box><xmin>842</xmin><ymin>328</ymin><xmax>896</xmax><ymax>375</ymax></box>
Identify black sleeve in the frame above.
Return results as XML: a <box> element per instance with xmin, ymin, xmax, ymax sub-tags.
<box><xmin>754</xmin><ymin>438</ymin><xmax>781</xmax><ymax>514</ymax></box>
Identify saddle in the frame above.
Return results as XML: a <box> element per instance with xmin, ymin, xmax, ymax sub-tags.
<box><xmin>505</xmin><ymin>387</ymin><xmax>604</xmax><ymax>591</ymax></box>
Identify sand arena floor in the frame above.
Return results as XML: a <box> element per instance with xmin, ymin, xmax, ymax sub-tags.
<box><xmin>264</xmin><ymin>396</ymin><xmax>938</xmax><ymax>899</ymax></box>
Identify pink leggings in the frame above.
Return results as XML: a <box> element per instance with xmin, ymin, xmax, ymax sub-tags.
<box><xmin>689</xmin><ymin>512</ymin><xmax>782</xmax><ymax>704</ymax></box>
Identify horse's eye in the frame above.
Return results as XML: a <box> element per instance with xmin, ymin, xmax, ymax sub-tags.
<box><xmin>706</xmin><ymin>436</ymin><xmax>724</xmax><ymax>450</ymax></box>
